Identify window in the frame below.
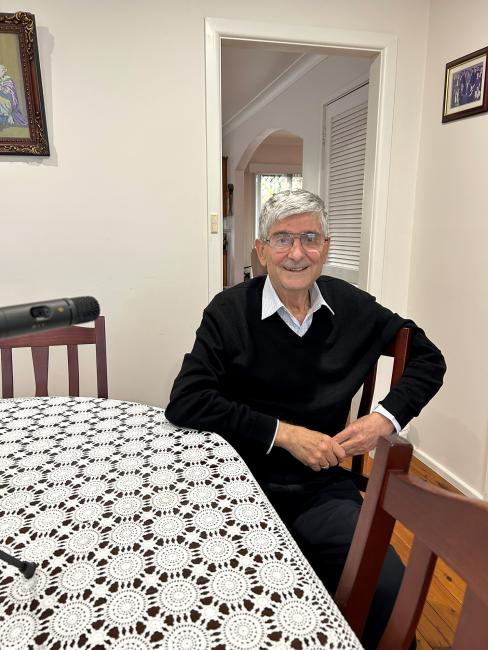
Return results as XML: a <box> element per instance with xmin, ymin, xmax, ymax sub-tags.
<box><xmin>255</xmin><ymin>173</ymin><xmax>303</xmax><ymax>237</ymax></box>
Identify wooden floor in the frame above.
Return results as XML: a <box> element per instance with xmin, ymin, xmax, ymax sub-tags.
<box><xmin>365</xmin><ymin>454</ymin><xmax>465</xmax><ymax>649</ymax></box>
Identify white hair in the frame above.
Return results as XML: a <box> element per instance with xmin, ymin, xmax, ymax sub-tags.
<box><xmin>258</xmin><ymin>189</ymin><xmax>328</xmax><ymax>240</ymax></box>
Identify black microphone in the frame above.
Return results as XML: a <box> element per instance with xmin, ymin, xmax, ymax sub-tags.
<box><xmin>0</xmin><ymin>549</ymin><xmax>37</xmax><ymax>579</ymax></box>
<box><xmin>0</xmin><ymin>295</ymin><xmax>100</xmax><ymax>577</ymax></box>
<box><xmin>0</xmin><ymin>297</ymin><xmax>100</xmax><ymax>339</ymax></box>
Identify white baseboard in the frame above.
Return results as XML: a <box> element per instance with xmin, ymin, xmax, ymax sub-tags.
<box><xmin>413</xmin><ymin>447</ymin><xmax>484</xmax><ymax>500</ymax></box>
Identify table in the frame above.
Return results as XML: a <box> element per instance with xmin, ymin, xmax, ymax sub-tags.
<box><xmin>0</xmin><ymin>397</ymin><xmax>363</xmax><ymax>649</ymax></box>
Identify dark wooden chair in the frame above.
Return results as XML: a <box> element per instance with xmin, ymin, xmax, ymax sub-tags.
<box><xmin>348</xmin><ymin>326</ymin><xmax>413</xmax><ymax>491</ymax></box>
<box><xmin>0</xmin><ymin>316</ymin><xmax>108</xmax><ymax>398</ymax></box>
<box><xmin>335</xmin><ymin>434</ymin><xmax>488</xmax><ymax>650</ymax></box>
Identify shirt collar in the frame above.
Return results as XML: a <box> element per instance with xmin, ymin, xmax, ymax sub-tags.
<box><xmin>261</xmin><ymin>276</ymin><xmax>334</xmax><ymax>320</ymax></box>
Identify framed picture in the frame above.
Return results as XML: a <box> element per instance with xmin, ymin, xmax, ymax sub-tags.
<box><xmin>0</xmin><ymin>11</ymin><xmax>49</xmax><ymax>155</ymax></box>
<box><xmin>442</xmin><ymin>46</ymin><xmax>488</xmax><ymax>123</ymax></box>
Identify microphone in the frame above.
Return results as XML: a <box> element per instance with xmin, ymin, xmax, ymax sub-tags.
<box><xmin>0</xmin><ymin>297</ymin><xmax>100</xmax><ymax>339</ymax></box>
<box><xmin>0</xmin><ymin>295</ymin><xmax>100</xmax><ymax>578</ymax></box>
<box><xmin>0</xmin><ymin>549</ymin><xmax>37</xmax><ymax>579</ymax></box>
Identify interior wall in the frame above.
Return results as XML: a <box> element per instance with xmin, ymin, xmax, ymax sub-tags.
<box><xmin>250</xmin><ymin>141</ymin><xmax>303</xmax><ymax>166</ymax></box>
<box><xmin>408</xmin><ymin>0</ymin><xmax>488</xmax><ymax>498</ymax></box>
<box><xmin>2</xmin><ymin>1</ymin><xmax>430</xmax><ymax>412</ymax></box>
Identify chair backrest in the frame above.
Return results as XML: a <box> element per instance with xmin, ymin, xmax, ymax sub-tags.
<box><xmin>0</xmin><ymin>316</ymin><xmax>108</xmax><ymax>398</ymax></box>
<box><xmin>335</xmin><ymin>434</ymin><xmax>488</xmax><ymax>650</ymax></box>
<box><xmin>349</xmin><ymin>326</ymin><xmax>413</xmax><ymax>491</ymax></box>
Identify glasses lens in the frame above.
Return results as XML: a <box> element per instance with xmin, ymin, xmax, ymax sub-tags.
<box><xmin>269</xmin><ymin>233</ymin><xmax>293</xmax><ymax>250</ymax></box>
<box><xmin>301</xmin><ymin>233</ymin><xmax>325</xmax><ymax>250</ymax></box>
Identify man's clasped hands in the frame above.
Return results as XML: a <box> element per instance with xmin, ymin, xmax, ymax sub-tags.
<box><xmin>275</xmin><ymin>412</ymin><xmax>395</xmax><ymax>472</ymax></box>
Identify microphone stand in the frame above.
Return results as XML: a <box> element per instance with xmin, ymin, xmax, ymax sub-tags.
<box><xmin>0</xmin><ymin>548</ymin><xmax>37</xmax><ymax>578</ymax></box>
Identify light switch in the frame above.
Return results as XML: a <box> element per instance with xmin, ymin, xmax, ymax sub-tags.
<box><xmin>210</xmin><ymin>212</ymin><xmax>219</xmax><ymax>234</ymax></box>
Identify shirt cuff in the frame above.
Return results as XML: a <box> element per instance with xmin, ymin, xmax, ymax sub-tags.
<box><xmin>373</xmin><ymin>404</ymin><xmax>401</xmax><ymax>434</ymax></box>
<box><xmin>266</xmin><ymin>420</ymin><xmax>280</xmax><ymax>454</ymax></box>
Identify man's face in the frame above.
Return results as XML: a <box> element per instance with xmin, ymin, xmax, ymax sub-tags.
<box><xmin>255</xmin><ymin>212</ymin><xmax>329</xmax><ymax>300</ymax></box>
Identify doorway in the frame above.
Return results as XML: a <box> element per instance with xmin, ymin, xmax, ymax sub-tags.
<box><xmin>205</xmin><ymin>18</ymin><xmax>398</xmax><ymax>301</ymax></box>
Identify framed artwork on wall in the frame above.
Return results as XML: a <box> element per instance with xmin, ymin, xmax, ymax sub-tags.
<box><xmin>442</xmin><ymin>46</ymin><xmax>488</xmax><ymax>123</ymax></box>
<box><xmin>0</xmin><ymin>11</ymin><xmax>49</xmax><ymax>155</ymax></box>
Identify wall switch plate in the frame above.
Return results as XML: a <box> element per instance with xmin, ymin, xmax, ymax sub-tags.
<box><xmin>210</xmin><ymin>212</ymin><xmax>219</xmax><ymax>234</ymax></box>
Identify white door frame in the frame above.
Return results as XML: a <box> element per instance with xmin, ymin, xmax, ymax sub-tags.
<box><xmin>205</xmin><ymin>17</ymin><xmax>397</xmax><ymax>302</ymax></box>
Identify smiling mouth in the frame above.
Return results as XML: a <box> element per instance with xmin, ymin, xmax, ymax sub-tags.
<box><xmin>283</xmin><ymin>267</ymin><xmax>309</xmax><ymax>272</ymax></box>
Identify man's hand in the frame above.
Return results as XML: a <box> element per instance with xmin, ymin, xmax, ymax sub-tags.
<box><xmin>333</xmin><ymin>412</ymin><xmax>395</xmax><ymax>457</ymax></box>
<box><xmin>274</xmin><ymin>422</ymin><xmax>346</xmax><ymax>472</ymax></box>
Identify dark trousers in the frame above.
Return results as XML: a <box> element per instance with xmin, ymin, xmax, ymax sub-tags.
<box><xmin>261</xmin><ymin>469</ymin><xmax>412</xmax><ymax>650</ymax></box>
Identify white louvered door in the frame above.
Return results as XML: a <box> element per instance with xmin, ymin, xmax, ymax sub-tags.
<box><xmin>322</xmin><ymin>84</ymin><xmax>368</xmax><ymax>286</ymax></box>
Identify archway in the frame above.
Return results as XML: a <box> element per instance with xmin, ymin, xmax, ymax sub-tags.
<box><xmin>228</xmin><ymin>129</ymin><xmax>303</xmax><ymax>286</ymax></box>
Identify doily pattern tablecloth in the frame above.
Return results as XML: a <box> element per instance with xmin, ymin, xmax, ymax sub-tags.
<box><xmin>0</xmin><ymin>397</ymin><xmax>363</xmax><ymax>649</ymax></box>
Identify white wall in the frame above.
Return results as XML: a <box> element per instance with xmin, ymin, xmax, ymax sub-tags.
<box><xmin>250</xmin><ymin>140</ymin><xmax>303</xmax><ymax>166</ymax></box>
<box><xmin>408</xmin><ymin>0</ymin><xmax>488</xmax><ymax>498</ymax></box>
<box><xmin>2</xmin><ymin>3</ymin><xmax>431</xmax><ymax>412</ymax></box>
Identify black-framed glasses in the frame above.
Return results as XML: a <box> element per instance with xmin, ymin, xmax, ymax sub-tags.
<box><xmin>264</xmin><ymin>231</ymin><xmax>328</xmax><ymax>252</ymax></box>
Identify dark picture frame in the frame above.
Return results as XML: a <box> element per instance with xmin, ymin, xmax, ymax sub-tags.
<box><xmin>442</xmin><ymin>46</ymin><xmax>488</xmax><ymax>123</ymax></box>
<box><xmin>0</xmin><ymin>11</ymin><xmax>49</xmax><ymax>155</ymax></box>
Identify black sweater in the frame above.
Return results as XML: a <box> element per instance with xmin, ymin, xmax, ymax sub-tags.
<box><xmin>166</xmin><ymin>276</ymin><xmax>446</xmax><ymax>483</ymax></box>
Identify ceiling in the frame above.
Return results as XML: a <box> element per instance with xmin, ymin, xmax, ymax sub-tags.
<box><xmin>221</xmin><ymin>40</ymin><xmax>311</xmax><ymax>125</ymax></box>
<box><xmin>221</xmin><ymin>39</ymin><xmax>374</xmax><ymax>136</ymax></box>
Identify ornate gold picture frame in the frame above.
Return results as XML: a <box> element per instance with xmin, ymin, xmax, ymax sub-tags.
<box><xmin>0</xmin><ymin>12</ymin><xmax>49</xmax><ymax>155</ymax></box>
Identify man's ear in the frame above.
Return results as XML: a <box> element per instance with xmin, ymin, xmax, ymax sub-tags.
<box><xmin>254</xmin><ymin>239</ymin><xmax>267</xmax><ymax>266</ymax></box>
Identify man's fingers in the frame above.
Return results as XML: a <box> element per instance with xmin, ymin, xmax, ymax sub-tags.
<box><xmin>321</xmin><ymin>449</ymin><xmax>335</xmax><ymax>466</ymax></box>
<box><xmin>333</xmin><ymin>427</ymin><xmax>353</xmax><ymax>445</ymax></box>
<box><xmin>340</xmin><ymin>440</ymin><xmax>359</xmax><ymax>456</ymax></box>
<box><xmin>332</xmin><ymin>440</ymin><xmax>347</xmax><ymax>462</ymax></box>
<box><xmin>323</xmin><ymin>442</ymin><xmax>346</xmax><ymax>467</ymax></box>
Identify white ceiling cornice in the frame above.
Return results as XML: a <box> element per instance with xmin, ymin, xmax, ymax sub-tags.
<box><xmin>222</xmin><ymin>53</ymin><xmax>326</xmax><ymax>137</ymax></box>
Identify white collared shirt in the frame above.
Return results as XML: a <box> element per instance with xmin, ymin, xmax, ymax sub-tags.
<box><xmin>261</xmin><ymin>276</ymin><xmax>400</xmax><ymax>453</ymax></box>
<box><xmin>262</xmin><ymin>276</ymin><xmax>334</xmax><ymax>337</ymax></box>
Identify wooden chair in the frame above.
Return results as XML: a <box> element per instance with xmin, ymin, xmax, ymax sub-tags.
<box><xmin>335</xmin><ymin>434</ymin><xmax>488</xmax><ymax>650</ymax></box>
<box><xmin>348</xmin><ymin>326</ymin><xmax>413</xmax><ymax>491</ymax></box>
<box><xmin>0</xmin><ymin>316</ymin><xmax>108</xmax><ymax>398</ymax></box>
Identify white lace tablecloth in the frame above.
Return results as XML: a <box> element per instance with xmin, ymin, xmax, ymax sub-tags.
<box><xmin>0</xmin><ymin>397</ymin><xmax>363</xmax><ymax>649</ymax></box>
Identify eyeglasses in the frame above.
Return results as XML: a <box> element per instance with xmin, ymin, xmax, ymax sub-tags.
<box><xmin>264</xmin><ymin>232</ymin><xmax>328</xmax><ymax>252</ymax></box>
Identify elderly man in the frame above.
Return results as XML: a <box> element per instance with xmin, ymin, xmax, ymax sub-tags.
<box><xmin>166</xmin><ymin>189</ymin><xmax>446</xmax><ymax>649</ymax></box>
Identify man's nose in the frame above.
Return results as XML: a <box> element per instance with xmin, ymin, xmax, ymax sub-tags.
<box><xmin>287</xmin><ymin>236</ymin><xmax>306</xmax><ymax>259</ymax></box>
